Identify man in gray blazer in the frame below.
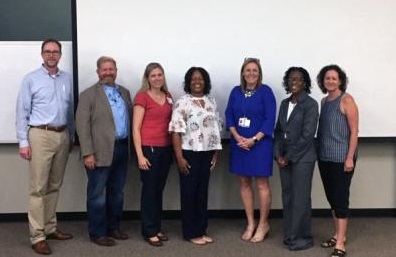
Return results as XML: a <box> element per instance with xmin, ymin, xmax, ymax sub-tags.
<box><xmin>274</xmin><ymin>67</ymin><xmax>319</xmax><ymax>251</ymax></box>
<box><xmin>76</xmin><ymin>56</ymin><xmax>132</xmax><ymax>247</ymax></box>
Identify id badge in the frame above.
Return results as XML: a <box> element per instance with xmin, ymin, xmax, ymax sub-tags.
<box><xmin>238</xmin><ymin>117</ymin><xmax>251</xmax><ymax>128</ymax></box>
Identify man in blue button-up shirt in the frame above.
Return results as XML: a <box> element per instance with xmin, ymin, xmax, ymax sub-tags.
<box><xmin>16</xmin><ymin>39</ymin><xmax>74</xmax><ymax>255</ymax></box>
<box><xmin>76</xmin><ymin>56</ymin><xmax>132</xmax><ymax>247</ymax></box>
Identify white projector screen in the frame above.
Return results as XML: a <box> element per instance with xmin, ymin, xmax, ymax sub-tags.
<box><xmin>76</xmin><ymin>0</ymin><xmax>396</xmax><ymax>138</ymax></box>
<box><xmin>0</xmin><ymin>0</ymin><xmax>74</xmax><ymax>143</ymax></box>
<box><xmin>0</xmin><ymin>42</ymin><xmax>73</xmax><ymax>143</ymax></box>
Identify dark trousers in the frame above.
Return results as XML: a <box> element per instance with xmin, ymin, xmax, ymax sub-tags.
<box><xmin>179</xmin><ymin>150</ymin><xmax>214</xmax><ymax>240</ymax></box>
<box><xmin>86</xmin><ymin>140</ymin><xmax>128</xmax><ymax>239</ymax></box>
<box><xmin>319</xmin><ymin>160</ymin><xmax>354</xmax><ymax>218</ymax></box>
<box><xmin>140</xmin><ymin>146</ymin><xmax>172</xmax><ymax>238</ymax></box>
<box><xmin>280</xmin><ymin>161</ymin><xmax>315</xmax><ymax>250</ymax></box>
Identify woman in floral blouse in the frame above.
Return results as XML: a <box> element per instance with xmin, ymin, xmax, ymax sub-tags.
<box><xmin>169</xmin><ymin>67</ymin><xmax>222</xmax><ymax>245</ymax></box>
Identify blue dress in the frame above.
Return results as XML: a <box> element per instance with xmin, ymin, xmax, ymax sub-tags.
<box><xmin>225</xmin><ymin>85</ymin><xmax>276</xmax><ymax>176</ymax></box>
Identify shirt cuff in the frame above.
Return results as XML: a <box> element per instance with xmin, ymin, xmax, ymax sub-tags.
<box><xmin>19</xmin><ymin>140</ymin><xmax>29</xmax><ymax>148</ymax></box>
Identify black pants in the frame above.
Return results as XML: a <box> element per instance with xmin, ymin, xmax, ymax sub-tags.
<box><xmin>319</xmin><ymin>160</ymin><xmax>354</xmax><ymax>218</ymax></box>
<box><xmin>140</xmin><ymin>146</ymin><xmax>172</xmax><ymax>238</ymax></box>
<box><xmin>179</xmin><ymin>150</ymin><xmax>214</xmax><ymax>240</ymax></box>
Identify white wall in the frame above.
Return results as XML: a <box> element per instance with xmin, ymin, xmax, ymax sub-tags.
<box><xmin>77</xmin><ymin>0</ymin><xmax>396</xmax><ymax>137</ymax></box>
<box><xmin>2</xmin><ymin>0</ymin><xmax>396</xmax><ymax>214</ymax></box>
<box><xmin>0</xmin><ymin>42</ymin><xmax>73</xmax><ymax>143</ymax></box>
<box><xmin>1</xmin><ymin>142</ymin><xmax>395</xmax><ymax>213</ymax></box>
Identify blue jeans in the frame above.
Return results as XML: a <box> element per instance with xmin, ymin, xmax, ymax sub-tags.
<box><xmin>86</xmin><ymin>139</ymin><xmax>128</xmax><ymax>239</ymax></box>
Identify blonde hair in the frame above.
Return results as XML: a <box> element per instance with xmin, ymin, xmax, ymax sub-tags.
<box><xmin>96</xmin><ymin>56</ymin><xmax>117</xmax><ymax>69</ymax></box>
<box><xmin>139</xmin><ymin>62</ymin><xmax>168</xmax><ymax>92</ymax></box>
<box><xmin>240</xmin><ymin>58</ymin><xmax>263</xmax><ymax>89</ymax></box>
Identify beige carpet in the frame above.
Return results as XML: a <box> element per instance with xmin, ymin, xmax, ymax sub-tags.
<box><xmin>0</xmin><ymin>217</ymin><xmax>394</xmax><ymax>257</ymax></box>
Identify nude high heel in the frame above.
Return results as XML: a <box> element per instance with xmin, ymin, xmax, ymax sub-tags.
<box><xmin>241</xmin><ymin>225</ymin><xmax>255</xmax><ymax>241</ymax></box>
<box><xmin>250</xmin><ymin>225</ymin><xmax>270</xmax><ymax>243</ymax></box>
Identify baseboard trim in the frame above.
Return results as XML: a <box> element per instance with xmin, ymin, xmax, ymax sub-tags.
<box><xmin>1</xmin><ymin>208</ymin><xmax>395</xmax><ymax>222</ymax></box>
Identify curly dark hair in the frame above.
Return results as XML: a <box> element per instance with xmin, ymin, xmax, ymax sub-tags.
<box><xmin>317</xmin><ymin>64</ymin><xmax>348</xmax><ymax>93</ymax></box>
<box><xmin>282</xmin><ymin>67</ymin><xmax>312</xmax><ymax>94</ymax></box>
<box><xmin>183</xmin><ymin>67</ymin><xmax>212</xmax><ymax>95</ymax></box>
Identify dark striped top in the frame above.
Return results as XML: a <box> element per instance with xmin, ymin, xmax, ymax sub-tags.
<box><xmin>317</xmin><ymin>93</ymin><xmax>351</xmax><ymax>162</ymax></box>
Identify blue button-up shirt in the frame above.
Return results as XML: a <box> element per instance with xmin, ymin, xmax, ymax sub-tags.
<box><xmin>103</xmin><ymin>84</ymin><xmax>128</xmax><ymax>139</ymax></box>
<box><xmin>16</xmin><ymin>65</ymin><xmax>75</xmax><ymax>147</ymax></box>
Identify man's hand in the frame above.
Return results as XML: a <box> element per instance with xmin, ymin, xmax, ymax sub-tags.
<box><xmin>84</xmin><ymin>154</ymin><xmax>96</xmax><ymax>170</ymax></box>
<box><xmin>19</xmin><ymin>146</ymin><xmax>32</xmax><ymax>160</ymax></box>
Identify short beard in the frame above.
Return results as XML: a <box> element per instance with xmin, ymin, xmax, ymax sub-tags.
<box><xmin>100</xmin><ymin>76</ymin><xmax>116</xmax><ymax>85</ymax></box>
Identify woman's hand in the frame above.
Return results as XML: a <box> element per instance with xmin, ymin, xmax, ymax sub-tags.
<box><xmin>210</xmin><ymin>151</ymin><xmax>218</xmax><ymax>171</ymax></box>
<box><xmin>277</xmin><ymin>156</ymin><xmax>289</xmax><ymax>168</ymax></box>
<box><xmin>344</xmin><ymin>157</ymin><xmax>354</xmax><ymax>173</ymax></box>
<box><xmin>236</xmin><ymin>136</ymin><xmax>254</xmax><ymax>150</ymax></box>
<box><xmin>138</xmin><ymin>156</ymin><xmax>151</xmax><ymax>171</ymax></box>
<box><xmin>177</xmin><ymin>157</ymin><xmax>191</xmax><ymax>175</ymax></box>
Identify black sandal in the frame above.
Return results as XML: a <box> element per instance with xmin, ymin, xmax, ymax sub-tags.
<box><xmin>331</xmin><ymin>248</ymin><xmax>346</xmax><ymax>257</ymax></box>
<box><xmin>321</xmin><ymin>237</ymin><xmax>337</xmax><ymax>248</ymax></box>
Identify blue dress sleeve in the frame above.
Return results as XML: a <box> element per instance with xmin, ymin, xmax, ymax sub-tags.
<box><xmin>225</xmin><ymin>86</ymin><xmax>238</xmax><ymax>130</ymax></box>
<box><xmin>258</xmin><ymin>85</ymin><xmax>276</xmax><ymax>136</ymax></box>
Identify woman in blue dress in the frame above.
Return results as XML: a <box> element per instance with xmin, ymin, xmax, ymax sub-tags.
<box><xmin>225</xmin><ymin>58</ymin><xmax>276</xmax><ymax>243</ymax></box>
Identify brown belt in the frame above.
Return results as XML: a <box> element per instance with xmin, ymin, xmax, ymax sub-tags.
<box><xmin>30</xmin><ymin>125</ymin><xmax>67</xmax><ymax>132</ymax></box>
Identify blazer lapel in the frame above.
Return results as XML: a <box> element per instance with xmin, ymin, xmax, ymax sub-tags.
<box><xmin>119</xmin><ymin>88</ymin><xmax>131</xmax><ymax>112</ymax></box>
<box><xmin>286</xmin><ymin>91</ymin><xmax>308</xmax><ymax>124</ymax></box>
<box><xmin>286</xmin><ymin>103</ymin><xmax>300</xmax><ymax>124</ymax></box>
<box><xmin>279</xmin><ymin>100</ymin><xmax>288</xmax><ymax>128</ymax></box>
<box><xmin>96</xmin><ymin>83</ymin><xmax>114</xmax><ymax>121</ymax></box>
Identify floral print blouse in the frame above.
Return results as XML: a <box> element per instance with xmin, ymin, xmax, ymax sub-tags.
<box><xmin>169</xmin><ymin>94</ymin><xmax>222</xmax><ymax>151</ymax></box>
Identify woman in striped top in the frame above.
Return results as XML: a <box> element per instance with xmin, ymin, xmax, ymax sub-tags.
<box><xmin>316</xmin><ymin>64</ymin><xmax>359</xmax><ymax>257</ymax></box>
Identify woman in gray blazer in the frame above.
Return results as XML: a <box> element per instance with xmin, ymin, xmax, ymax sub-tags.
<box><xmin>274</xmin><ymin>67</ymin><xmax>319</xmax><ymax>251</ymax></box>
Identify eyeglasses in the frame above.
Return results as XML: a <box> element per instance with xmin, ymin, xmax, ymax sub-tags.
<box><xmin>42</xmin><ymin>50</ymin><xmax>61</xmax><ymax>56</ymax></box>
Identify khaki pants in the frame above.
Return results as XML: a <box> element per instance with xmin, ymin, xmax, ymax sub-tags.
<box><xmin>28</xmin><ymin>128</ymin><xmax>70</xmax><ymax>244</ymax></box>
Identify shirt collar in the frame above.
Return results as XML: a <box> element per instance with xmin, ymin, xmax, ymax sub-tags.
<box><xmin>41</xmin><ymin>64</ymin><xmax>60</xmax><ymax>76</ymax></box>
<box><xmin>103</xmin><ymin>83</ymin><xmax>120</xmax><ymax>91</ymax></box>
<box><xmin>289</xmin><ymin>90</ymin><xmax>308</xmax><ymax>103</ymax></box>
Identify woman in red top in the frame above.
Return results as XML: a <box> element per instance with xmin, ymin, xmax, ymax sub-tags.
<box><xmin>133</xmin><ymin>63</ymin><xmax>173</xmax><ymax>247</ymax></box>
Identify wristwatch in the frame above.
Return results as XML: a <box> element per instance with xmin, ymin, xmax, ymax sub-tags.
<box><xmin>253</xmin><ymin>136</ymin><xmax>259</xmax><ymax>143</ymax></box>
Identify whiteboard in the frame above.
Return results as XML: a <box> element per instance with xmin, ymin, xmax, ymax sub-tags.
<box><xmin>0</xmin><ymin>41</ymin><xmax>73</xmax><ymax>143</ymax></box>
<box><xmin>76</xmin><ymin>0</ymin><xmax>396</xmax><ymax>137</ymax></box>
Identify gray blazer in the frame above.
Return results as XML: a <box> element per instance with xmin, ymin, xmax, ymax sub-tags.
<box><xmin>273</xmin><ymin>91</ymin><xmax>318</xmax><ymax>163</ymax></box>
<box><xmin>76</xmin><ymin>82</ymin><xmax>132</xmax><ymax>166</ymax></box>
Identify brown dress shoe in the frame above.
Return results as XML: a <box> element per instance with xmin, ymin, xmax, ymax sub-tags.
<box><xmin>46</xmin><ymin>230</ymin><xmax>73</xmax><ymax>240</ymax></box>
<box><xmin>32</xmin><ymin>240</ymin><xmax>52</xmax><ymax>255</ymax></box>
<box><xmin>91</xmin><ymin>236</ymin><xmax>116</xmax><ymax>247</ymax></box>
<box><xmin>108</xmin><ymin>230</ymin><xmax>129</xmax><ymax>240</ymax></box>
